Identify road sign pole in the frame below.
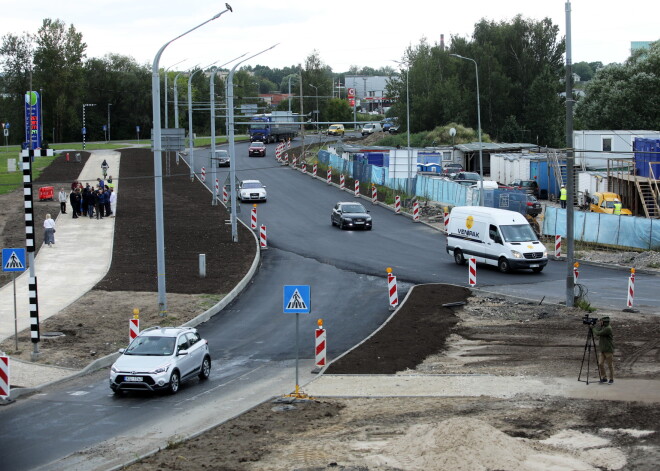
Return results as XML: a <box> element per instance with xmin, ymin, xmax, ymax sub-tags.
<box><xmin>12</xmin><ymin>273</ymin><xmax>17</xmax><ymax>351</ymax></box>
<box><xmin>295</xmin><ymin>312</ymin><xmax>299</xmax><ymax>391</ymax></box>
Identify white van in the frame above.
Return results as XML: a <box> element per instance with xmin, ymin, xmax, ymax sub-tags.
<box><xmin>361</xmin><ymin>123</ymin><xmax>383</xmax><ymax>136</ymax></box>
<box><xmin>446</xmin><ymin>206</ymin><xmax>547</xmax><ymax>273</ymax></box>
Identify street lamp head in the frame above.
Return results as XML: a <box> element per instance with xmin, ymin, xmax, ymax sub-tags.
<box><xmin>225</xmin><ymin>3</ymin><xmax>233</xmax><ymax>12</ymax></box>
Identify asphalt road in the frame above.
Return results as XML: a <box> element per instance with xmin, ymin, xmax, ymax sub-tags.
<box><xmin>2</xmin><ymin>137</ymin><xmax>658</xmax><ymax>470</ymax></box>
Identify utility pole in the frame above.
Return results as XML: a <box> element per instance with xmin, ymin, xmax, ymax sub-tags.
<box><xmin>565</xmin><ymin>0</ymin><xmax>576</xmax><ymax>307</ymax></box>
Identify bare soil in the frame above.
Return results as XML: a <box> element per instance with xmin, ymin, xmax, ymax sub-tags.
<box><xmin>2</xmin><ymin>147</ymin><xmax>659</xmax><ymax>470</ymax></box>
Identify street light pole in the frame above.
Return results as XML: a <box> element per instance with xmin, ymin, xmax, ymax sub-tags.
<box><xmin>82</xmin><ymin>103</ymin><xmax>96</xmax><ymax>150</ymax></box>
<box><xmin>163</xmin><ymin>59</ymin><xmax>186</xmax><ymax>128</ymax></box>
<box><xmin>450</xmin><ymin>53</ymin><xmax>484</xmax><ymax>206</ymax></box>
<box><xmin>288</xmin><ymin>75</ymin><xmax>295</xmax><ymax>114</ymax></box>
<box><xmin>151</xmin><ymin>5</ymin><xmax>233</xmax><ymax>316</ymax></box>
<box><xmin>107</xmin><ymin>103</ymin><xmax>112</xmax><ymax>142</ymax></box>
<box><xmin>392</xmin><ymin>60</ymin><xmax>412</xmax><ymax>195</ymax></box>
<box><xmin>309</xmin><ymin>84</ymin><xmax>319</xmax><ymax>131</ymax></box>
<box><xmin>173</xmin><ymin>71</ymin><xmax>186</xmax><ymax>128</ymax></box>
<box><xmin>227</xmin><ymin>44</ymin><xmax>278</xmax><ymax>242</ymax></box>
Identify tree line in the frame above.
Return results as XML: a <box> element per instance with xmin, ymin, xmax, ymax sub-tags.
<box><xmin>1</xmin><ymin>17</ymin><xmax>657</xmax><ymax>147</ymax></box>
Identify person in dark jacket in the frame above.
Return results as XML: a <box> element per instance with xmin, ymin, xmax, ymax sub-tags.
<box><xmin>103</xmin><ymin>187</ymin><xmax>112</xmax><ymax>217</ymax></box>
<box><xmin>95</xmin><ymin>189</ymin><xmax>104</xmax><ymax>219</ymax></box>
<box><xmin>70</xmin><ymin>189</ymin><xmax>81</xmax><ymax>219</ymax></box>
<box><xmin>592</xmin><ymin>316</ymin><xmax>614</xmax><ymax>384</ymax></box>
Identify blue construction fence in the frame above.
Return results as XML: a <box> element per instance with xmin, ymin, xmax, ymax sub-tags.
<box><xmin>543</xmin><ymin>207</ymin><xmax>660</xmax><ymax>250</ymax></box>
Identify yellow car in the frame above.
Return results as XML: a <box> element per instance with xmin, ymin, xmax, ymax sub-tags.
<box><xmin>327</xmin><ymin>124</ymin><xmax>345</xmax><ymax>136</ymax></box>
<box><xmin>589</xmin><ymin>192</ymin><xmax>632</xmax><ymax>215</ymax></box>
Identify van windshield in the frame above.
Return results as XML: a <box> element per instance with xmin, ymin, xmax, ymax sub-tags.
<box><xmin>500</xmin><ymin>224</ymin><xmax>537</xmax><ymax>242</ymax></box>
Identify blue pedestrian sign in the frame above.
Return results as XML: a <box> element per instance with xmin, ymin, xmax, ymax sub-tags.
<box><xmin>2</xmin><ymin>248</ymin><xmax>26</xmax><ymax>272</ymax></box>
<box><xmin>283</xmin><ymin>285</ymin><xmax>310</xmax><ymax>313</ymax></box>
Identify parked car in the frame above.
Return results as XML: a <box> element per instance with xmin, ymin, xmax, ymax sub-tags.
<box><xmin>248</xmin><ymin>141</ymin><xmax>266</xmax><ymax>157</ymax></box>
<box><xmin>453</xmin><ymin>171</ymin><xmax>483</xmax><ymax>181</ymax></box>
<box><xmin>215</xmin><ymin>149</ymin><xmax>230</xmax><ymax>167</ymax></box>
<box><xmin>510</xmin><ymin>179</ymin><xmax>540</xmax><ymax>198</ymax></box>
<box><xmin>361</xmin><ymin>123</ymin><xmax>383</xmax><ymax>136</ymax></box>
<box><xmin>238</xmin><ymin>179</ymin><xmax>267</xmax><ymax>202</ymax></box>
<box><xmin>327</xmin><ymin>124</ymin><xmax>345</xmax><ymax>136</ymax></box>
<box><xmin>331</xmin><ymin>201</ymin><xmax>372</xmax><ymax>230</ymax></box>
<box><xmin>380</xmin><ymin>117</ymin><xmax>397</xmax><ymax>132</ymax></box>
<box><xmin>388</xmin><ymin>125</ymin><xmax>400</xmax><ymax>135</ymax></box>
<box><xmin>441</xmin><ymin>163</ymin><xmax>464</xmax><ymax>177</ymax></box>
<box><xmin>525</xmin><ymin>194</ymin><xmax>543</xmax><ymax>217</ymax></box>
<box><xmin>109</xmin><ymin>326</ymin><xmax>211</xmax><ymax>395</ymax></box>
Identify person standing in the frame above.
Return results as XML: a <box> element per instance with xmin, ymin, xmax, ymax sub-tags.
<box><xmin>560</xmin><ymin>185</ymin><xmax>567</xmax><ymax>209</ymax></box>
<box><xmin>43</xmin><ymin>213</ymin><xmax>56</xmax><ymax>247</ymax></box>
<box><xmin>101</xmin><ymin>159</ymin><xmax>109</xmax><ymax>177</ymax></box>
<box><xmin>70</xmin><ymin>189</ymin><xmax>80</xmax><ymax>219</ymax></box>
<box><xmin>95</xmin><ymin>188</ymin><xmax>104</xmax><ymax>219</ymax></box>
<box><xmin>58</xmin><ymin>188</ymin><xmax>68</xmax><ymax>214</ymax></box>
<box><xmin>109</xmin><ymin>187</ymin><xmax>117</xmax><ymax>217</ymax></box>
<box><xmin>592</xmin><ymin>316</ymin><xmax>615</xmax><ymax>384</ymax></box>
<box><xmin>103</xmin><ymin>187</ymin><xmax>112</xmax><ymax>217</ymax></box>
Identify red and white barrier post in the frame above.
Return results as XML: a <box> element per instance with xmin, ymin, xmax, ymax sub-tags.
<box><xmin>468</xmin><ymin>257</ymin><xmax>477</xmax><ymax>286</ymax></box>
<box><xmin>395</xmin><ymin>195</ymin><xmax>401</xmax><ymax>214</ymax></box>
<box><xmin>327</xmin><ymin>166</ymin><xmax>332</xmax><ymax>184</ymax></box>
<box><xmin>215</xmin><ymin>178</ymin><xmax>219</xmax><ymax>199</ymax></box>
<box><xmin>371</xmin><ymin>184</ymin><xmax>378</xmax><ymax>204</ymax></box>
<box><xmin>413</xmin><ymin>201</ymin><xmax>420</xmax><ymax>222</ymax></box>
<box><xmin>387</xmin><ymin>267</ymin><xmax>398</xmax><ymax>310</ymax></box>
<box><xmin>314</xmin><ymin>319</ymin><xmax>326</xmax><ymax>372</ymax></box>
<box><xmin>0</xmin><ymin>354</ymin><xmax>9</xmax><ymax>399</ymax></box>
<box><xmin>201</xmin><ymin>167</ymin><xmax>206</xmax><ymax>182</ymax></box>
<box><xmin>302</xmin><ymin>162</ymin><xmax>307</xmax><ymax>174</ymax></box>
<box><xmin>627</xmin><ymin>268</ymin><xmax>635</xmax><ymax>308</ymax></box>
<box><xmin>284</xmin><ymin>153</ymin><xmax>289</xmax><ymax>164</ymax></box>
<box><xmin>573</xmin><ymin>263</ymin><xmax>579</xmax><ymax>283</ymax></box>
<box><xmin>292</xmin><ymin>156</ymin><xmax>297</xmax><ymax>167</ymax></box>
<box><xmin>260</xmin><ymin>225</ymin><xmax>268</xmax><ymax>249</ymax></box>
<box><xmin>312</xmin><ymin>163</ymin><xmax>317</xmax><ymax>177</ymax></box>
<box><xmin>354</xmin><ymin>179</ymin><xmax>360</xmax><ymax>197</ymax></box>
<box><xmin>555</xmin><ymin>235</ymin><xmax>562</xmax><ymax>258</ymax></box>
<box><xmin>251</xmin><ymin>204</ymin><xmax>257</xmax><ymax>230</ymax></box>
<box><xmin>340</xmin><ymin>174</ymin><xmax>345</xmax><ymax>190</ymax></box>
<box><xmin>443</xmin><ymin>207</ymin><xmax>450</xmax><ymax>233</ymax></box>
<box><xmin>129</xmin><ymin>309</ymin><xmax>140</xmax><ymax>343</ymax></box>
<box><xmin>223</xmin><ymin>186</ymin><xmax>228</xmax><ymax>204</ymax></box>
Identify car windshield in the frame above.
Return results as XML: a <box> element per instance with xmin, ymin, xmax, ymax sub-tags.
<box><xmin>250</xmin><ymin>143</ymin><xmax>265</xmax><ymax>148</ymax></box>
<box><xmin>460</xmin><ymin>172</ymin><xmax>482</xmax><ymax>180</ymax></box>
<box><xmin>500</xmin><ymin>224</ymin><xmax>538</xmax><ymax>242</ymax></box>
<box><xmin>125</xmin><ymin>336</ymin><xmax>175</xmax><ymax>356</ymax></box>
<box><xmin>216</xmin><ymin>151</ymin><xmax>228</xmax><ymax>156</ymax></box>
<box><xmin>342</xmin><ymin>204</ymin><xmax>366</xmax><ymax>213</ymax></box>
<box><xmin>242</xmin><ymin>182</ymin><xmax>264</xmax><ymax>189</ymax></box>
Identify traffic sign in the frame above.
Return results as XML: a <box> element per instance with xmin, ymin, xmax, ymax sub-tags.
<box><xmin>2</xmin><ymin>248</ymin><xmax>26</xmax><ymax>272</ymax></box>
<box><xmin>283</xmin><ymin>285</ymin><xmax>310</xmax><ymax>313</ymax></box>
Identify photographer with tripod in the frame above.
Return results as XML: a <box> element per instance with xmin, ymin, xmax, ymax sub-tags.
<box><xmin>592</xmin><ymin>316</ymin><xmax>615</xmax><ymax>384</ymax></box>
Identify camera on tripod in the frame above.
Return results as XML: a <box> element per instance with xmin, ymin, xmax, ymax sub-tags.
<box><xmin>582</xmin><ymin>314</ymin><xmax>598</xmax><ymax>326</ymax></box>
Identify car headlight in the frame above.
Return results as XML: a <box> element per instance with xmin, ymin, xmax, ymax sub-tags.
<box><xmin>366</xmin><ymin>217</ymin><xmax>372</xmax><ymax>222</ymax></box>
<box><xmin>511</xmin><ymin>250</ymin><xmax>523</xmax><ymax>259</ymax></box>
<box><xmin>152</xmin><ymin>364</ymin><xmax>171</xmax><ymax>374</ymax></box>
<box><xmin>342</xmin><ymin>217</ymin><xmax>352</xmax><ymax>222</ymax></box>
<box><xmin>543</xmin><ymin>249</ymin><xmax>548</xmax><ymax>257</ymax></box>
<box><xmin>111</xmin><ymin>366</ymin><xmax>118</xmax><ymax>373</ymax></box>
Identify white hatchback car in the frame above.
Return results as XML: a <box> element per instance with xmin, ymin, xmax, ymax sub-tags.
<box><xmin>109</xmin><ymin>326</ymin><xmax>211</xmax><ymax>395</ymax></box>
<box><xmin>238</xmin><ymin>179</ymin><xmax>267</xmax><ymax>202</ymax></box>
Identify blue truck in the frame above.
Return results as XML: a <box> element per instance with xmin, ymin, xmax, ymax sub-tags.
<box><xmin>249</xmin><ymin>111</ymin><xmax>300</xmax><ymax>143</ymax></box>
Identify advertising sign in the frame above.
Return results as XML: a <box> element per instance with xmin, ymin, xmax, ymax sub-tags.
<box><xmin>24</xmin><ymin>91</ymin><xmax>41</xmax><ymax>149</ymax></box>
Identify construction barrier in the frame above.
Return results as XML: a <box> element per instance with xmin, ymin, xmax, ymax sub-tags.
<box><xmin>0</xmin><ymin>355</ymin><xmax>9</xmax><ymax>398</ymax></box>
<box><xmin>260</xmin><ymin>225</ymin><xmax>267</xmax><ymax>249</ymax></box>
<box><xmin>315</xmin><ymin>320</ymin><xmax>326</xmax><ymax>370</ymax></box>
<box><xmin>284</xmin><ymin>153</ymin><xmax>289</xmax><ymax>164</ymax></box>
<box><xmin>223</xmin><ymin>186</ymin><xmax>228</xmax><ymax>204</ymax></box>
<box><xmin>555</xmin><ymin>235</ymin><xmax>562</xmax><ymax>258</ymax></box>
<box><xmin>302</xmin><ymin>162</ymin><xmax>307</xmax><ymax>174</ymax></box>
<box><xmin>340</xmin><ymin>174</ymin><xmax>345</xmax><ymax>190</ymax></box>
<box><xmin>313</xmin><ymin>164</ymin><xmax>317</xmax><ymax>177</ymax></box>
<box><xmin>38</xmin><ymin>186</ymin><xmax>54</xmax><ymax>201</ymax></box>
<box><xmin>354</xmin><ymin>180</ymin><xmax>360</xmax><ymax>197</ymax></box>
<box><xmin>129</xmin><ymin>318</ymin><xmax>139</xmax><ymax>343</ymax></box>
<box><xmin>215</xmin><ymin>178</ymin><xmax>219</xmax><ymax>198</ymax></box>
<box><xmin>469</xmin><ymin>258</ymin><xmax>477</xmax><ymax>286</ymax></box>
<box><xmin>443</xmin><ymin>207</ymin><xmax>449</xmax><ymax>232</ymax></box>
<box><xmin>327</xmin><ymin>167</ymin><xmax>332</xmax><ymax>184</ymax></box>
<box><xmin>627</xmin><ymin>268</ymin><xmax>635</xmax><ymax>308</ymax></box>
<box><xmin>413</xmin><ymin>201</ymin><xmax>420</xmax><ymax>222</ymax></box>
<box><xmin>387</xmin><ymin>267</ymin><xmax>398</xmax><ymax>310</ymax></box>
<box><xmin>251</xmin><ymin>205</ymin><xmax>257</xmax><ymax>230</ymax></box>
<box><xmin>371</xmin><ymin>185</ymin><xmax>377</xmax><ymax>204</ymax></box>
<box><xmin>395</xmin><ymin>195</ymin><xmax>401</xmax><ymax>214</ymax></box>
<box><xmin>201</xmin><ymin>167</ymin><xmax>206</xmax><ymax>182</ymax></box>
<box><xmin>573</xmin><ymin>263</ymin><xmax>579</xmax><ymax>283</ymax></box>
<box><xmin>292</xmin><ymin>157</ymin><xmax>297</xmax><ymax>168</ymax></box>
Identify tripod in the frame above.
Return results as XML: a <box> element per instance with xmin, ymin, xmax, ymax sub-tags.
<box><xmin>578</xmin><ymin>326</ymin><xmax>602</xmax><ymax>384</ymax></box>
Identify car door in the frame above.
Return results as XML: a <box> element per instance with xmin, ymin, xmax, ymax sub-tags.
<box><xmin>332</xmin><ymin>204</ymin><xmax>341</xmax><ymax>225</ymax></box>
<box><xmin>185</xmin><ymin>332</ymin><xmax>204</xmax><ymax>373</ymax></box>
<box><xmin>176</xmin><ymin>333</ymin><xmax>195</xmax><ymax>378</ymax></box>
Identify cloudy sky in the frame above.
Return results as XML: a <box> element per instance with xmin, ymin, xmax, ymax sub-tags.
<box><xmin>3</xmin><ymin>0</ymin><xmax>657</xmax><ymax>72</ymax></box>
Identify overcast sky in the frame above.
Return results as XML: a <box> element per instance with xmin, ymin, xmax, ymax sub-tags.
<box><xmin>3</xmin><ymin>0</ymin><xmax>657</xmax><ymax>72</ymax></box>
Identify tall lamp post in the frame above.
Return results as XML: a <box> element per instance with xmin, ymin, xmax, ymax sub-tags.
<box><xmin>151</xmin><ymin>5</ymin><xmax>233</xmax><ymax>316</ymax></box>
<box><xmin>107</xmin><ymin>103</ymin><xmax>112</xmax><ymax>142</ymax></box>
<box><xmin>163</xmin><ymin>59</ymin><xmax>186</xmax><ymax>128</ymax></box>
<box><xmin>450</xmin><ymin>53</ymin><xmax>484</xmax><ymax>206</ymax></box>
<box><xmin>82</xmin><ymin>103</ymin><xmax>96</xmax><ymax>150</ymax></box>
<box><xmin>287</xmin><ymin>75</ymin><xmax>296</xmax><ymax>114</ymax></box>
<box><xmin>227</xmin><ymin>44</ymin><xmax>278</xmax><ymax>242</ymax></box>
<box><xmin>309</xmin><ymin>84</ymin><xmax>319</xmax><ymax>131</ymax></box>
<box><xmin>392</xmin><ymin>60</ymin><xmax>412</xmax><ymax>195</ymax></box>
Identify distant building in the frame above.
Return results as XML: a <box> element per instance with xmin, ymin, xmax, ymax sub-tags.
<box><xmin>344</xmin><ymin>75</ymin><xmax>393</xmax><ymax>114</ymax></box>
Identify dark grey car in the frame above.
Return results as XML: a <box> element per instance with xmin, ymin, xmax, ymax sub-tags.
<box><xmin>331</xmin><ymin>202</ymin><xmax>372</xmax><ymax>230</ymax></box>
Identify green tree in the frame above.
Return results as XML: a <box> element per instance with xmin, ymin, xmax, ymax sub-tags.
<box><xmin>0</xmin><ymin>32</ymin><xmax>33</xmax><ymax>144</ymax></box>
<box><xmin>325</xmin><ymin>98</ymin><xmax>352</xmax><ymax>123</ymax></box>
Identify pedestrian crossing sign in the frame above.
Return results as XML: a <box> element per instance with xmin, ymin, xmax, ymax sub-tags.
<box><xmin>2</xmin><ymin>248</ymin><xmax>26</xmax><ymax>272</ymax></box>
<box><xmin>283</xmin><ymin>285</ymin><xmax>310</xmax><ymax>313</ymax></box>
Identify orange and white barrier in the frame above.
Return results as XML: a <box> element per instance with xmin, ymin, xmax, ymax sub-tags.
<box><xmin>555</xmin><ymin>235</ymin><xmax>561</xmax><ymax>257</ymax></box>
<box><xmin>573</xmin><ymin>263</ymin><xmax>579</xmax><ymax>283</ymax></box>
<box><xmin>371</xmin><ymin>185</ymin><xmax>377</xmax><ymax>204</ymax></box>
<box><xmin>315</xmin><ymin>320</ymin><xmax>326</xmax><ymax>370</ymax></box>
<box><xmin>443</xmin><ymin>207</ymin><xmax>449</xmax><ymax>232</ymax></box>
<box><xmin>468</xmin><ymin>257</ymin><xmax>477</xmax><ymax>286</ymax></box>
<box><xmin>0</xmin><ymin>355</ymin><xmax>9</xmax><ymax>398</ymax></box>
<box><xmin>201</xmin><ymin>167</ymin><xmax>206</xmax><ymax>182</ymax></box>
<box><xmin>413</xmin><ymin>201</ymin><xmax>420</xmax><ymax>222</ymax></box>
<box><xmin>340</xmin><ymin>174</ymin><xmax>345</xmax><ymax>190</ymax></box>
<box><xmin>260</xmin><ymin>225</ymin><xmax>268</xmax><ymax>249</ymax></box>
<box><xmin>387</xmin><ymin>268</ymin><xmax>398</xmax><ymax>310</ymax></box>
<box><xmin>627</xmin><ymin>268</ymin><xmax>635</xmax><ymax>308</ymax></box>
<box><xmin>395</xmin><ymin>195</ymin><xmax>401</xmax><ymax>214</ymax></box>
<box><xmin>129</xmin><ymin>318</ymin><xmax>139</xmax><ymax>343</ymax></box>
<box><xmin>251</xmin><ymin>205</ymin><xmax>257</xmax><ymax>230</ymax></box>
<box><xmin>312</xmin><ymin>163</ymin><xmax>317</xmax><ymax>177</ymax></box>
<box><xmin>354</xmin><ymin>180</ymin><xmax>360</xmax><ymax>197</ymax></box>
<box><xmin>327</xmin><ymin>167</ymin><xmax>332</xmax><ymax>184</ymax></box>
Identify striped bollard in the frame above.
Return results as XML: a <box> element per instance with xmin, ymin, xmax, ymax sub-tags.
<box><xmin>468</xmin><ymin>258</ymin><xmax>477</xmax><ymax>286</ymax></box>
<box><xmin>555</xmin><ymin>235</ymin><xmax>562</xmax><ymax>258</ymax></box>
<box><xmin>443</xmin><ymin>207</ymin><xmax>449</xmax><ymax>232</ymax></box>
<box><xmin>201</xmin><ymin>167</ymin><xmax>206</xmax><ymax>182</ymax></box>
<box><xmin>292</xmin><ymin>157</ymin><xmax>297</xmax><ymax>168</ymax></box>
<box><xmin>129</xmin><ymin>315</ymin><xmax>139</xmax><ymax>343</ymax></box>
<box><xmin>340</xmin><ymin>174</ymin><xmax>345</xmax><ymax>190</ymax></box>
<box><xmin>302</xmin><ymin>162</ymin><xmax>307</xmax><ymax>174</ymax></box>
<box><xmin>314</xmin><ymin>319</ymin><xmax>326</xmax><ymax>372</ymax></box>
<box><xmin>386</xmin><ymin>267</ymin><xmax>398</xmax><ymax>310</ymax></box>
<box><xmin>326</xmin><ymin>167</ymin><xmax>332</xmax><ymax>184</ymax></box>
<box><xmin>0</xmin><ymin>355</ymin><xmax>9</xmax><ymax>399</ymax></box>
<box><xmin>223</xmin><ymin>186</ymin><xmax>228</xmax><ymax>204</ymax></box>
<box><xmin>215</xmin><ymin>178</ymin><xmax>219</xmax><ymax>199</ymax></box>
<box><xmin>260</xmin><ymin>225</ymin><xmax>268</xmax><ymax>249</ymax></box>
<box><xmin>354</xmin><ymin>180</ymin><xmax>360</xmax><ymax>197</ymax></box>
<box><xmin>251</xmin><ymin>205</ymin><xmax>257</xmax><ymax>230</ymax></box>
<box><xmin>371</xmin><ymin>185</ymin><xmax>377</xmax><ymax>204</ymax></box>
<box><xmin>413</xmin><ymin>201</ymin><xmax>420</xmax><ymax>222</ymax></box>
<box><xmin>573</xmin><ymin>263</ymin><xmax>579</xmax><ymax>283</ymax></box>
<box><xmin>395</xmin><ymin>195</ymin><xmax>401</xmax><ymax>214</ymax></box>
<box><xmin>313</xmin><ymin>163</ymin><xmax>317</xmax><ymax>177</ymax></box>
<box><xmin>284</xmin><ymin>153</ymin><xmax>289</xmax><ymax>165</ymax></box>
<box><xmin>627</xmin><ymin>268</ymin><xmax>635</xmax><ymax>308</ymax></box>
<box><xmin>287</xmin><ymin>138</ymin><xmax>291</xmax><ymax>149</ymax></box>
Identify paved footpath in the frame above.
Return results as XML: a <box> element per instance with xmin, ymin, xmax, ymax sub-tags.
<box><xmin>0</xmin><ymin>150</ymin><xmax>119</xmax><ymax>388</ymax></box>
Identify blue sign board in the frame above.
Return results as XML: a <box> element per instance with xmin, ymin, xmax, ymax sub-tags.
<box><xmin>283</xmin><ymin>285</ymin><xmax>310</xmax><ymax>313</ymax></box>
<box><xmin>2</xmin><ymin>248</ymin><xmax>26</xmax><ymax>272</ymax></box>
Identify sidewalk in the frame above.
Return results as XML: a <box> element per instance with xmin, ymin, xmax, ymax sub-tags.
<box><xmin>0</xmin><ymin>150</ymin><xmax>119</xmax><ymax>391</ymax></box>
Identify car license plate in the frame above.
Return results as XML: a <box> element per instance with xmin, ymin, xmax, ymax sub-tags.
<box><xmin>529</xmin><ymin>264</ymin><xmax>539</xmax><ymax>268</ymax></box>
<box><xmin>125</xmin><ymin>376</ymin><xmax>143</xmax><ymax>382</ymax></box>
<box><xmin>355</xmin><ymin>221</ymin><xmax>364</xmax><ymax>224</ymax></box>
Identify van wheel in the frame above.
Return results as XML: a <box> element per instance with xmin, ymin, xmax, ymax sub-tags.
<box><xmin>498</xmin><ymin>257</ymin><xmax>511</xmax><ymax>273</ymax></box>
<box><xmin>454</xmin><ymin>249</ymin><xmax>465</xmax><ymax>266</ymax></box>
<box><xmin>532</xmin><ymin>267</ymin><xmax>544</xmax><ymax>273</ymax></box>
